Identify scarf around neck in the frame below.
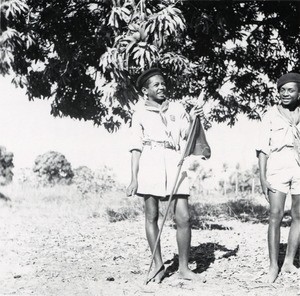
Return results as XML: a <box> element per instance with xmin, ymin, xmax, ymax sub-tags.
<box><xmin>277</xmin><ymin>105</ymin><xmax>300</xmax><ymax>165</ymax></box>
<box><xmin>144</xmin><ymin>99</ymin><xmax>169</xmax><ymax>126</ymax></box>
<box><xmin>144</xmin><ymin>99</ymin><xmax>178</xmax><ymax>147</ymax></box>
<box><xmin>277</xmin><ymin>104</ymin><xmax>300</xmax><ymax>125</ymax></box>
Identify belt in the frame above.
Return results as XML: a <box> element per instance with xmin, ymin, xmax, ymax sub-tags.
<box><xmin>143</xmin><ymin>140</ymin><xmax>175</xmax><ymax>150</ymax></box>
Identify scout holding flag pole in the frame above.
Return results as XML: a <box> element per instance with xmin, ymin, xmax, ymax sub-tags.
<box><xmin>126</xmin><ymin>68</ymin><xmax>211</xmax><ymax>284</ymax></box>
<box><xmin>144</xmin><ymin>95</ymin><xmax>211</xmax><ymax>285</ymax></box>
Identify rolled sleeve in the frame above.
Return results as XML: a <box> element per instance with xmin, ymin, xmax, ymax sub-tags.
<box><xmin>256</xmin><ymin>111</ymin><xmax>271</xmax><ymax>157</ymax></box>
<box><xmin>129</xmin><ymin>111</ymin><xmax>143</xmax><ymax>153</ymax></box>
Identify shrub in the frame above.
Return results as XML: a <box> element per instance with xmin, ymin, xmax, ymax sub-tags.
<box><xmin>33</xmin><ymin>151</ymin><xmax>74</xmax><ymax>186</ymax></box>
<box><xmin>225</xmin><ymin>198</ymin><xmax>269</xmax><ymax>223</ymax></box>
<box><xmin>72</xmin><ymin>166</ymin><xmax>102</xmax><ymax>195</ymax></box>
<box><xmin>72</xmin><ymin>165</ymin><xmax>120</xmax><ymax>196</ymax></box>
<box><xmin>106</xmin><ymin>207</ymin><xmax>140</xmax><ymax>222</ymax></box>
<box><xmin>0</xmin><ymin>146</ymin><xmax>14</xmax><ymax>185</ymax></box>
<box><xmin>94</xmin><ymin>166</ymin><xmax>117</xmax><ymax>192</ymax></box>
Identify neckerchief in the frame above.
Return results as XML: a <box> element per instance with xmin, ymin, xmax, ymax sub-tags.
<box><xmin>277</xmin><ymin>105</ymin><xmax>300</xmax><ymax>165</ymax></box>
<box><xmin>144</xmin><ymin>99</ymin><xmax>169</xmax><ymax>126</ymax></box>
<box><xmin>277</xmin><ymin>104</ymin><xmax>300</xmax><ymax>125</ymax></box>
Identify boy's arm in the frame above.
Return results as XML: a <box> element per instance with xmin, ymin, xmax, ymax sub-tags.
<box><xmin>258</xmin><ymin>151</ymin><xmax>275</xmax><ymax>201</ymax></box>
<box><xmin>126</xmin><ymin>149</ymin><xmax>141</xmax><ymax>197</ymax></box>
<box><xmin>258</xmin><ymin>151</ymin><xmax>267</xmax><ymax>181</ymax></box>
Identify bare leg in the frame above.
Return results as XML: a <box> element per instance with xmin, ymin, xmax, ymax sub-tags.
<box><xmin>281</xmin><ymin>194</ymin><xmax>300</xmax><ymax>273</ymax></box>
<box><xmin>266</xmin><ymin>190</ymin><xmax>286</xmax><ymax>283</ymax></box>
<box><xmin>144</xmin><ymin>196</ymin><xmax>165</xmax><ymax>282</ymax></box>
<box><xmin>172</xmin><ymin>197</ymin><xmax>197</xmax><ymax>280</ymax></box>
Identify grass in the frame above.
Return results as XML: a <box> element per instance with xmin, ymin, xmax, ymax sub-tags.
<box><xmin>1</xmin><ymin>182</ymin><xmax>292</xmax><ymax>226</ymax></box>
<box><xmin>1</xmin><ymin>182</ymin><xmax>105</xmax><ymax>219</ymax></box>
<box><xmin>0</xmin><ymin>182</ymin><xmax>143</xmax><ymax>222</ymax></box>
<box><xmin>104</xmin><ymin>191</ymin><xmax>274</xmax><ymax>226</ymax></box>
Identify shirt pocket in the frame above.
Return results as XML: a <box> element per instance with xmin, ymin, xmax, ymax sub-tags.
<box><xmin>270</xmin><ymin>124</ymin><xmax>288</xmax><ymax>148</ymax></box>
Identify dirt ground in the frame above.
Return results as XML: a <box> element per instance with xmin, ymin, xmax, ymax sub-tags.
<box><xmin>0</xmin><ymin>194</ymin><xmax>299</xmax><ymax>296</ymax></box>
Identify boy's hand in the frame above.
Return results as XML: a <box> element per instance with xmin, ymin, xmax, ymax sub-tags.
<box><xmin>260</xmin><ymin>178</ymin><xmax>275</xmax><ymax>202</ymax></box>
<box><xmin>190</xmin><ymin>90</ymin><xmax>205</xmax><ymax>121</ymax></box>
<box><xmin>126</xmin><ymin>180</ymin><xmax>138</xmax><ymax>197</ymax></box>
<box><xmin>190</xmin><ymin>105</ymin><xmax>204</xmax><ymax>121</ymax></box>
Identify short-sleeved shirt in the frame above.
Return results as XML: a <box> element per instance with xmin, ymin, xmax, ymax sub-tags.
<box><xmin>257</xmin><ymin>105</ymin><xmax>300</xmax><ymax>156</ymax></box>
<box><xmin>129</xmin><ymin>99</ymin><xmax>191</xmax><ymax>197</ymax></box>
<box><xmin>256</xmin><ymin>105</ymin><xmax>300</xmax><ymax>194</ymax></box>
<box><xmin>256</xmin><ymin>105</ymin><xmax>300</xmax><ymax>173</ymax></box>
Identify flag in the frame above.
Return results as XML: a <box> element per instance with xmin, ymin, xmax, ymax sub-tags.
<box><xmin>183</xmin><ymin>115</ymin><xmax>211</xmax><ymax>159</ymax></box>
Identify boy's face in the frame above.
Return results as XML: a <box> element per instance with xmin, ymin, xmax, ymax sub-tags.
<box><xmin>279</xmin><ymin>82</ymin><xmax>300</xmax><ymax>107</ymax></box>
<box><xmin>142</xmin><ymin>75</ymin><xmax>166</xmax><ymax>103</ymax></box>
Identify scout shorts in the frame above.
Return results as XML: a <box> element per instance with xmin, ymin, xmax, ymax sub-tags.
<box><xmin>267</xmin><ymin>148</ymin><xmax>300</xmax><ymax>195</ymax></box>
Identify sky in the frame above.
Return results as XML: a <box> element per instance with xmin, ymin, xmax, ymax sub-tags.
<box><xmin>0</xmin><ymin>75</ymin><xmax>261</xmax><ymax>184</ymax></box>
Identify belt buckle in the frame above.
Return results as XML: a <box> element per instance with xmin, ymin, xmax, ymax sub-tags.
<box><xmin>143</xmin><ymin>140</ymin><xmax>152</xmax><ymax>148</ymax></box>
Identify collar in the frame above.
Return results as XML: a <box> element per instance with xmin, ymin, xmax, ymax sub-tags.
<box><xmin>144</xmin><ymin>99</ymin><xmax>169</xmax><ymax>113</ymax></box>
<box><xmin>276</xmin><ymin>105</ymin><xmax>300</xmax><ymax>126</ymax></box>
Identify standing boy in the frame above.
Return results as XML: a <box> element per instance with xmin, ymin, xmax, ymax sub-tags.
<box><xmin>126</xmin><ymin>68</ymin><xmax>203</xmax><ymax>282</ymax></box>
<box><xmin>257</xmin><ymin>72</ymin><xmax>300</xmax><ymax>283</ymax></box>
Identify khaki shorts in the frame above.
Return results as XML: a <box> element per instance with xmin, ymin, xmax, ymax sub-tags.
<box><xmin>267</xmin><ymin>149</ymin><xmax>300</xmax><ymax>195</ymax></box>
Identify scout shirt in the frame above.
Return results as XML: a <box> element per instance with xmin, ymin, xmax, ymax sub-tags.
<box><xmin>256</xmin><ymin>105</ymin><xmax>300</xmax><ymax>173</ymax></box>
<box><xmin>129</xmin><ymin>99</ymin><xmax>191</xmax><ymax>197</ymax></box>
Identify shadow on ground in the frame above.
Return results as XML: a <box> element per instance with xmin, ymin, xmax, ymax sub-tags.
<box><xmin>164</xmin><ymin>242</ymin><xmax>239</xmax><ymax>277</ymax></box>
<box><xmin>278</xmin><ymin>243</ymin><xmax>300</xmax><ymax>269</ymax></box>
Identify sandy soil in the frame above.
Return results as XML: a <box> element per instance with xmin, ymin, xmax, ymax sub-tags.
<box><xmin>0</xmin><ymin>196</ymin><xmax>299</xmax><ymax>296</ymax></box>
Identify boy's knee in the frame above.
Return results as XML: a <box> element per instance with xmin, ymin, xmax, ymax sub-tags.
<box><xmin>175</xmin><ymin>213</ymin><xmax>190</xmax><ymax>228</ymax></box>
<box><xmin>269</xmin><ymin>209</ymin><xmax>284</xmax><ymax>222</ymax></box>
<box><xmin>145</xmin><ymin>212</ymin><xmax>159</xmax><ymax>224</ymax></box>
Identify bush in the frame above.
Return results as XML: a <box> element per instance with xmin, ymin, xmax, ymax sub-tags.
<box><xmin>94</xmin><ymin>166</ymin><xmax>118</xmax><ymax>192</ymax></box>
<box><xmin>33</xmin><ymin>151</ymin><xmax>74</xmax><ymax>186</ymax></box>
<box><xmin>0</xmin><ymin>146</ymin><xmax>14</xmax><ymax>185</ymax></box>
<box><xmin>225</xmin><ymin>198</ymin><xmax>269</xmax><ymax>223</ymax></box>
<box><xmin>72</xmin><ymin>165</ymin><xmax>119</xmax><ymax>196</ymax></box>
<box><xmin>106</xmin><ymin>207</ymin><xmax>140</xmax><ymax>222</ymax></box>
<box><xmin>72</xmin><ymin>166</ymin><xmax>102</xmax><ymax>195</ymax></box>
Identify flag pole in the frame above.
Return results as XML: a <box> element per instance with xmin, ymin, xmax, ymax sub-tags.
<box><xmin>144</xmin><ymin>116</ymin><xmax>199</xmax><ymax>285</ymax></box>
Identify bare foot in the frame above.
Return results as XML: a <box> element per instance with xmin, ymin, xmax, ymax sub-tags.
<box><xmin>178</xmin><ymin>268</ymin><xmax>199</xmax><ymax>281</ymax></box>
<box><xmin>261</xmin><ymin>266</ymin><xmax>279</xmax><ymax>283</ymax></box>
<box><xmin>281</xmin><ymin>264</ymin><xmax>299</xmax><ymax>274</ymax></box>
<box><xmin>149</xmin><ymin>265</ymin><xmax>165</xmax><ymax>283</ymax></box>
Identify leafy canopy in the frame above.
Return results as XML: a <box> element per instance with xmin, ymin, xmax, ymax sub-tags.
<box><xmin>1</xmin><ymin>0</ymin><xmax>299</xmax><ymax>131</ymax></box>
